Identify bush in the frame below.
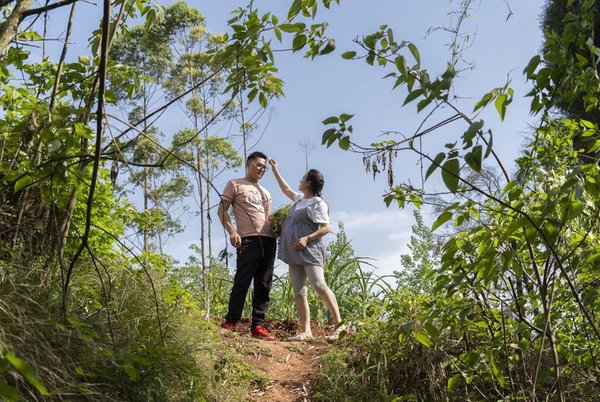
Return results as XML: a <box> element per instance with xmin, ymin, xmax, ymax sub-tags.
<box><xmin>270</xmin><ymin>204</ymin><xmax>291</xmax><ymax>238</ymax></box>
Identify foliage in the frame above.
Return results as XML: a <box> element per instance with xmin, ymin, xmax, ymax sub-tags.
<box><xmin>270</xmin><ymin>203</ymin><xmax>292</xmax><ymax>238</ymax></box>
<box><xmin>310</xmin><ymin>0</ymin><xmax>600</xmax><ymax>400</ymax></box>
<box><xmin>312</xmin><ymin>216</ymin><xmax>446</xmax><ymax>401</ymax></box>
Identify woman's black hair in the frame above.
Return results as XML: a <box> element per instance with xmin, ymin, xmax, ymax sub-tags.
<box><xmin>306</xmin><ymin>169</ymin><xmax>325</xmax><ymax>197</ymax></box>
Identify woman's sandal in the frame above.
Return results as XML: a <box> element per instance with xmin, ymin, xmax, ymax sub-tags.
<box><xmin>326</xmin><ymin>324</ymin><xmax>348</xmax><ymax>342</ymax></box>
<box><xmin>288</xmin><ymin>332</ymin><xmax>314</xmax><ymax>341</ymax></box>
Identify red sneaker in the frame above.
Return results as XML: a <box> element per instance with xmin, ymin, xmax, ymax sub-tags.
<box><xmin>221</xmin><ymin>322</ymin><xmax>235</xmax><ymax>331</ymax></box>
<box><xmin>251</xmin><ymin>325</ymin><xmax>274</xmax><ymax>340</ymax></box>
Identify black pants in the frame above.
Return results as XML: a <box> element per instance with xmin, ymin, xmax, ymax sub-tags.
<box><xmin>225</xmin><ymin>236</ymin><xmax>276</xmax><ymax>329</ymax></box>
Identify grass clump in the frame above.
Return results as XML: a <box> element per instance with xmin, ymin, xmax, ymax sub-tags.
<box><xmin>0</xmin><ymin>255</ymin><xmax>261</xmax><ymax>401</ymax></box>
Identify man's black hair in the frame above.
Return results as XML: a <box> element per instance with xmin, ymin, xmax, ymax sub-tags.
<box><xmin>247</xmin><ymin>151</ymin><xmax>267</xmax><ymax>162</ymax></box>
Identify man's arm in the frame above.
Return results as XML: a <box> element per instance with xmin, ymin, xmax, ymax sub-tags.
<box><xmin>218</xmin><ymin>198</ymin><xmax>242</xmax><ymax>248</ymax></box>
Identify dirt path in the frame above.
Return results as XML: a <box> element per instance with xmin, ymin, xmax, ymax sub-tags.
<box><xmin>220</xmin><ymin>320</ymin><xmax>334</xmax><ymax>401</ymax></box>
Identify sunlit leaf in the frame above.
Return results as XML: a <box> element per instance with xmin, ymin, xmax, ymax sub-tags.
<box><xmin>6</xmin><ymin>353</ymin><xmax>49</xmax><ymax>396</ymax></box>
<box><xmin>441</xmin><ymin>158</ymin><xmax>460</xmax><ymax>193</ymax></box>
<box><xmin>432</xmin><ymin>211</ymin><xmax>452</xmax><ymax>231</ymax></box>
<box><xmin>414</xmin><ymin>331</ymin><xmax>431</xmax><ymax>347</ymax></box>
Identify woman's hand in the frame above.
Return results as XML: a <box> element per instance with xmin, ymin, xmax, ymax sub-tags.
<box><xmin>268</xmin><ymin>158</ymin><xmax>278</xmax><ymax>170</ymax></box>
<box><xmin>293</xmin><ymin>236</ymin><xmax>309</xmax><ymax>250</ymax></box>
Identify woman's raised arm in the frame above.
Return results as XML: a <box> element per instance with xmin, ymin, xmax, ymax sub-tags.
<box><xmin>269</xmin><ymin>159</ymin><xmax>296</xmax><ymax>201</ymax></box>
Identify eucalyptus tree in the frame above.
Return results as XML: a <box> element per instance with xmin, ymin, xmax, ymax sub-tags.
<box><xmin>171</xmin><ymin>129</ymin><xmax>241</xmax><ymax>315</ymax></box>
<box><xmin>163</xmin><ymin>9</ymin><xmax>242</xmax><ymax>266</ymax></box>
<box><xmin>396</xmin><ymin>209</ymin><xmax>440</xmax><ymax>294</ymax></box>
<box><xmin>109</xmin><ymin>2</ymin><xmax>207</xmax><ymax>253</ymax></box>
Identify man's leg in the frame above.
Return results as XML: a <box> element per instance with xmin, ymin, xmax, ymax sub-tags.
<box><xmin>251</xmin><ymin>237</ymin><xmax>276</xmax><ymax>329</ymax></box>
<box><xmin>225</xmin><ymin>237</ymin><xmax>260</xmax><ymax>324</ymax></box>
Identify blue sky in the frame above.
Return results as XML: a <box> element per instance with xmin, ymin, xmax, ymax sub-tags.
<box><xmin>36</xmin><ymin>0</ymin><xmax>546</xmax><ymax>278</ymax></box>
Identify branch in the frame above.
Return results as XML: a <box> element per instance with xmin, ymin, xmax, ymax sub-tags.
<box><xmin>63</xmin><ymin>0</ymin><xmax>111</xmax><ymax>317</ymax></box>
<box><xmin>19</xmin><ymin>0</ymin><xmax>78</xmax><ymax>20</ymax></box>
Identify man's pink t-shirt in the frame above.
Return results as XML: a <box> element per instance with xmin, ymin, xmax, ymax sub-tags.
<box><xmin>222</xmin><ymin>178</ymin><xmax>273</xmax><ymax>238</ymax></box>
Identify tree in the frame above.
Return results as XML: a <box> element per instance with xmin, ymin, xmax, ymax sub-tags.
<box><xmin>396</xmin><ymin>209</ymin><xmax>440</xmax><ymax>294</ymax></box>
<box><xmin>540</xmin><ymin>0</ymin><xmax>600</xmax><ymax>158</ymax></box>
<box><xmin>110</xmin><ymin>2</ymin><xmax>205</xmax><ymax>253</ymax></box>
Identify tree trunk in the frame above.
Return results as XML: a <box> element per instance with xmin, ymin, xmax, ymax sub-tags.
<box><xmin>0</xmin><ymin>0</ymin><xmax>33</xmax><ymax>54</ymax></box>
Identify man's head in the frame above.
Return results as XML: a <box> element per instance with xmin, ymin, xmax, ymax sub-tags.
<box><xmin>246</xmin><ymin>151</ymin><xmax>268</xmax><ymax>182</ymax></box>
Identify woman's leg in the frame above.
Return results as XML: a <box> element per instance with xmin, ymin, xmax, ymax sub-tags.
<box><xmin>305</xmin><ymin>265</ymin><xmax>342</xmax><ymax>325</ymax></box>
<box><xmin>288</xmin><ymin>263</ymin><xmax>312</xmax><ymax>335</ymax></box>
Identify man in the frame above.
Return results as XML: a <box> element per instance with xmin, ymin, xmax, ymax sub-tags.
<box><xmin>218</xmin><ymin>151</ymin><xmax>276</xmax><ymax>339</ymax></box>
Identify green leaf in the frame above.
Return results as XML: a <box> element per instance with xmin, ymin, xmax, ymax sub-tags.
<box><xmin>74</xmin><ymin>122</ymin><xmax>93</xmax><ymax>140</ymax></box>
<box><xmin>441</xmin><ymin>62</ymin><xmax>456</xmax><ymax>80</ymax></box>
<box><xmin>432</xmin><ymin>211</ymin><xmax>452</xmax><ymax>231</ymax></box>
<box><xmin>278</xmin><ymin>23</ymin><xmax>303</xmax><ymax>33</ymax></box>
<box><xmin>321</xmin><ymin>128</ymin><xmax>336</xmax><ymax>146</ymax></box>
<box><xmin>259</xmin><ymin>92</ymin><xmax>268</xmax><ymax>108</ymax></box>
<box><xmin>442</xmin><ymin>159</ymin><xmax>460</xmax><ymax>193</ymax></box>
<box><xmin>417</xmin><ymin>97</ymin><xmax>432</xmax><ymax>112</ymax></box>
<box><xmin>292</xmin><ymin>34</ymin><xmax>307</xmax><ymax>51</ymax></box>
<box><xmin>462</xmin><ymin>120</ymin><xmax>484</xmax><ymax>148</ymax></box>
<box><xmin>322</xmin><ymin>116</ymin><xmax>339</xmax><ymax>125</ymax></box>
<box><xmin>495</xmin><ymin>94</ymin><xmax>507</xmax><ymax>121</ymax></box>
<box><xmin>408</xmin><ymin>42</ymin><xmax>420</xmax><ymax>65</ymax></box>
<box><xmin>414</xmin><ymin>331</ymin><xmax>431</xmax><ymax>347</ymax></box>
<box><xmin>0</xmin><ymin>382</ymin><xmax>19</xmax><ymax>401</ymax></box>
<box><xmin>488</xmin><ymin>352</ymin><xmax>505</xmax><ymax>387</ymax></box>
<box><xmin>6</xmin><ymin>353</ymin><xmax>49</xmax><ymax>396</ymax></box>
<box><xmin>465</xmin><ymin>145</ymin><xmax>482</xmax><ymax>173</ymax></box>
<box><xmin>47</xmin><ymin>139</ymin><xmax>62</xmax><ymax>155</ymax></box>
<box><xmin>424</xmin><ymin>322</ymin><xmax>440</xmax><ymax>338</ymax></box>
<box><xmin>447</xmin><ymin>374</ymin><xmax>461</xmax><ymax>391</ymax></box>
<box><xmin>425</xmin><ymin>152</ymin><xmax>445</xmax><ymax>180</ymax></box>
<box><xmin>403</xmin><ymin>89</ymin><xmax>423</xmax><ymax>105</ymax></box>
<box><xmin>320</xmin><ymin>39</ymin><xmax>336</xmax><ymax>55</ymax></box>
<box><xmin>247</xmin><ymin>87</ymin><xmax>258</xmax><ymax>103</ymax></box>
<box><xmin>339</xmin><ymin>113</ymin><xmax>354</xmax><ymax>123</ymax></box>
<box><xmin>288</xmin><ymin>0</ymin><xmax>302</xmax><ymax>20</ymax></box>
<box><xmin>523</xmin><ymin>55</ymin><xmax>541</xmax><ymax>77</ymax></box>
<box><xmin>339</xmin><ymin>136</ymin><xmax>350</xmax><ymax>150</ymax></box>
<box><xmin>14</xmin><ymin>175</ymin><xmax>33</xmax><ymax>193</ymax></box>
<box><xmin>341</xmin><ymin>51</ymin><xmax>357</xmax><ymax>59</ymax></box>
<box><xmin>473</xmin><ymin>91</ymin><xmax>494</xmax><ymax>112</ymax></box>
<box><xmin>394</xmin><ymin>55</ymin><xmax>407</xmax><ymax>75</ymax></box>
<box><xmin>123</xmin><ymin>363</ymin><xmax>138</xmax><ymax>381</ymax></box>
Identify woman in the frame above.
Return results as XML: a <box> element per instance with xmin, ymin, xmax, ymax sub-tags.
<box><xmin>269</xmin><ymin>159</ymin><xmax>346</xmax><ymax>341</ymax></box>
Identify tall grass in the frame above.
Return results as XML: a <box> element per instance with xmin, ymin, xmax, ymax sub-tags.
<box><xmin>0</xmin><ymin>253</ymin><xmax>263</xmax><ymax>401</ymax></box>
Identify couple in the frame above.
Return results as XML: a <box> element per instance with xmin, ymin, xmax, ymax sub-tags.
<box><xmin>217</xmin><ymin>151</ymin><xmax>346</xmax><ymax>341</ymax></box>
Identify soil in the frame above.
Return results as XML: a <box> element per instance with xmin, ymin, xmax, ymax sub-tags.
<box><xmin>219</xmin><ymin>318</ymin><xmax>338</xmax><ymax>402</ymax></box>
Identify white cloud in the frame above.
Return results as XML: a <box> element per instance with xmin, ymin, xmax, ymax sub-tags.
<box><xmin>328</xmin><ymin>208</ymin><xmax>415</xmax><ymax>278</ymax></box>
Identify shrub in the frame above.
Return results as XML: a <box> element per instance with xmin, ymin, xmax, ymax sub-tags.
<box><xmin>270</xmin><ymin>204</ymin><xmax>291</xmax><ymax>238</ymax></box>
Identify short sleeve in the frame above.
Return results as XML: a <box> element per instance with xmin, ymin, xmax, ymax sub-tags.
<box><xmin>221</xmin><ymin>180</ymin><xmax>235</xmax><ymax>203</ymax></box>
<box><xmin>308</xmin><ymin>198</ymin><xmax>329</xmax><ymax>224</ymax></box>
<box><xmin>293</xmin><ymin>192</ymin><xmax>303</xmax><ymax>202</ymax></box>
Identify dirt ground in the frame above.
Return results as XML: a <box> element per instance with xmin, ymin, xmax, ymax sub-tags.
<box><xmin>220</xmin><ymin>318</ymin><xmax>338</xmax><ymax>402</ymax></box>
